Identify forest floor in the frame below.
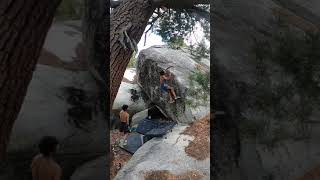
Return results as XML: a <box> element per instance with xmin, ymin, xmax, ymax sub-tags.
<box><xmin>110</xmin><ymin>130</ymin><xmax>132</xmax><ymax>180</ymax></box>
<box><xmin>144</xmin><ymin>170</ymin><xmax>204</xmax><ymax>180</ymax></box>
<box><xmin>181</xmin><ymin>114</ymin><xmax>210</xmax><ymax>160</ymax></box>
<box><xmin>38</xmin><ymin>43</ymin><xmax>87</xmax><ymax>71</ymax></box>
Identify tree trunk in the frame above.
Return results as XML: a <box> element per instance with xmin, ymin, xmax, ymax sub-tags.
<box><xmin>110</xmin><ymin>0</ymin><xmax>155</xmax><ymax>107</ymax></box>
<box><xmin>83</xmin><ymin>0</ymin><xmax>106</xmax><ymax>83</ymax></box>
<box><xmin>0</xmin><ymin>0</ymin><xmax>61</xmax><ymax>160</ymax></box>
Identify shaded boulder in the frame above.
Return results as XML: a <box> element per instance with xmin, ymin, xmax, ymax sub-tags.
<box><xmin>137</xmin><ymin>46</ymin><xmax>209</xmax><ymax>123</ymax></box>
<box><xmin>213</xmin><ymin>0</ymin><xmax>320</xmax><ymax>179</ymax></box>
<box><xmin>131</xmin><ymin>109</ymin><xmax>148</xmax><ymax>127</ymax></box>
<box><xmin>4</xmin><ymin>21</ymin><xmax>106</xmax><ymax>180</ymax></box>
<box><xmin>111</xmin><ymin>68</ymin><xmax>148</xmax><ymax>129</ymax></box>
<box><xmin>112</xmin><ymin>82</ymin><xmax>146</xmax><ymax>113</ymax></box>
<box><xmin>131</xmin><ymin>105</ymin><xmax>169</xmax><ymax>127</ymax></box>
<box><xmin>70</xmin><ymin>156</ymin><xmax>107</xmax><ymax>180</ymax></box>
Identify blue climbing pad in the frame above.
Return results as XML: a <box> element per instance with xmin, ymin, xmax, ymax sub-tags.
<box><xmin>145</xmin><ymin>125</ymin><xmax>176</xmax><ymax>137</ymax></box>
<box><xmin>119</xmin><ymin>133</ymin><xmax>144</xmax><ymax>154</ymax></box>
<box><xmin>119</xmin><ymin>118</ymin><xmax>176</xmax><ymax>154</ymax></box>
<box><xmin>136</xmin><ymin>118</ymin><xmax>176</xmax><ymax>136</ymax></box>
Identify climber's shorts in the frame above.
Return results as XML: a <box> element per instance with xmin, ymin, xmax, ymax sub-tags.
<box><xmin>119</xmin><ymin>122</ymin><xmax>129</xmax><ymax>134</ymax></box>
<box><xmin>161</xmin><ymin>83</ymin><xmax>169</xmax><ymax>92</ymax></box>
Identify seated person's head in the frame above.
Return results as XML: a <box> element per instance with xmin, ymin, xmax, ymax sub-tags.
<box><xmin>159</xmin><ymin>70</ymin><xmax>165</xmax><ymax>76</ymax></box>
<box><xmin>38</xmin><ymin>136</ymin><xmax>59</xmax><ymax>157</ymax></box>
<box><xmin>122</xmin><ymin>104</ymin><xmax>128</xmax><ymax>111</ymax></box>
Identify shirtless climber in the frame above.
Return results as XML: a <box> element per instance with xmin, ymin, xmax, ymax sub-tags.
<box><xmin>160</xmin><ymin>69</ymin><xmax>181</xmax><ymax>103</ymax></box>
<box><xmin>119</xmin><ymin>104</ymin><xmax>130</xmax><ymax>145</ymax></box>
<box><xmin>31</xmin><ymin>136</ymin><xmax>62</xmax><ymax>180</ymax></box>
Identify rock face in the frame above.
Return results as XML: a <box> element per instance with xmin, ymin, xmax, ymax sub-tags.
<box><xmin>137</xmin><ymin>46</ymin><xmax>209</xmax><ymax>123</ymax></box>
<box><xmin>9</xmin><ymin>66</ymin><xmax>106</xmax><ymax>153</ymax></box>
<box><xmin>70</xmin><ymin>156</ymin><xmax>107</xmax><ymax>180</ymax></box>
<box><xmin>111</xmin><ymin>68</ymin><xmax>147</xmax><ymax>129</ymax></box>
<box><xmin>3</xmin><ymin>21</ymin><xmax>106</xmax><ymax>180</ymax></box>
<box><xmin>214</xmin><ymin>0</ymin><xmax>320</xmax><ymax>179</ymax></box>
<box><xmin>114</xmin><ymin>125</ymin><xmax>210</xmax><ymax>180</ymax></box>
<box><xmin>112</xmin><ymin>69</ymin><xmax>147</xmax><ymax>113</ymax></box>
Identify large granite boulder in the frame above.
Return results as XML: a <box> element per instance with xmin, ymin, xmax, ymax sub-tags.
<box><xmin>70</xmin><ymin>156</ymin><xmax>107</xmax><ymax>180</ymax></box>
<box><xmin>114</xmin><ymin>125</ymin><xmax>210</xmax><ymax>180</ymax></box>
<box><xmin>112</xmin><ymin>69</ymin><xmax>147</xmax><ymax>113</ymax></box>
<box><xmin>213</xmin><ymin>0</ymin><xmax>320</xmax><ymax>179</ymax></box>
<box><xmin>137</xmin><ymin>46</ymin><xmax>209</xmax><ymax>124</ymax></box>
<box><xmin>9</xmin><ymin>66</ymin><xmax>106</xmax><ymax>154</ymax></box>
<box><xmin>3</xmin><ymin>21</ymin><xmax>106</xmax><ymax>180</ymax></box>
<box><xmin>111</xmin><ymin>68</ymin><xmax>147</xmax><ymax>129</ymax></box>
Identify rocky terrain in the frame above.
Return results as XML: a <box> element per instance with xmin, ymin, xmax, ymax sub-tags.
<box><xmin>213</xmin><ymin>0</ymin><xmax>320</xmax><ymax>179</ymax></box>
<box><xmin>114</xmin><ymin>115</ymin><xmax>210</xmax><ymax>180</ymax></box>
<box><xmin>111</xmin><ymin>46</ymin><xmax>210</xmax><ymax>179</ymax></box>
<box><xmin>1</xmin><ymin>21</ymin><xmax>107</xmax><ymax>180</ymax></box>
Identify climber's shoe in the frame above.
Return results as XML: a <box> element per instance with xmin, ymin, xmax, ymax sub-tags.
<box><xmin>169</xmin><ymin>100</ymin><xmax>175</xmax><ymax>104</ymax></box>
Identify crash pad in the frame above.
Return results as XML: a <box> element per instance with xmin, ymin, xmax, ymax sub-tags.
<box><xmin>119</xmin><ymin>133</ymin><xmax>144</xmax><ymax>154</ymax></box>
<box><xmin>136</xmin><ymin>118</ymin><xmax>176</xmax><ymax>136</ymax></box>
<box><xmin>145</xmin><ymin>124</ymin><xmax>176</xmax><ymax>137</ymax></box>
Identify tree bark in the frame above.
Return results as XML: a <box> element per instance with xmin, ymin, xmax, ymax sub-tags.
<box><xmin>0</xmin><ymin>0</ymin><xmax>61</xmax><ymax>160</ymax></box>
<box><xmin>110</xmin><ymin>0</ymin><xmax>156</xmax><ymax>106</ymax></box>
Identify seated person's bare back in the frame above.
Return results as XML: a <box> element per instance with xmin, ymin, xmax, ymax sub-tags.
<box><xmin>119</xmin><ymin>105</ymin><xmax>130</xmax><ymax>134</ymax></box>
<box><xmin>31</xmin><ymin>154</ymin><xmax>61</xmax><ymax>180</ymax></box>
<box><xmin>31</xmin><ymin>136</ymin><xmax>61</xmax><ymax>180</ymax></box>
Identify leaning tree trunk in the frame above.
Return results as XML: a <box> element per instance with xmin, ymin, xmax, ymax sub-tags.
<box><xmin>0</xmin><ymin>0</ymin><xmax>61</xmax><ymax>160</ymax></box>
<box><xmin>110</xmin><ymin>0</ymin><xmax>156</xmax><ymax>106</ymax></box>
<box><xmin>83</xmin><ymin>0</ymin><xmax>109</xmax><ymax>118</ymax></box>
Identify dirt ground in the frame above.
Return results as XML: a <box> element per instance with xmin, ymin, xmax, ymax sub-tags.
<box><xmin>110</xmin><ymin>130</ymin><xmax>132</xmax><ymax>180</ymax></box>
<box><xmin>38</xmin><ymin>43</ymin><xmax>87</xmax><ymax>71</ymax></box>
<box><xmin>181</xmin><ymin>114</ymin><xmax>210</xmax><ymax>160</ymax></box>
<box><xmin>144</xmin><ymin>170</ymin><xmax>203</xmax><ymax>180</ymax></box>
<box><xmin>122</xmin><ymin>74</ymin><xmax>137</xmax><ymax>84</ymax></box>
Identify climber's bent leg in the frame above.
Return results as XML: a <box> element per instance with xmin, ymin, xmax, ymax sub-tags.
<box><xmin>167</xmin><ymin>86</ymin><xmax>176</xmax><ymax>99</ymax></box>
<box><xmin>168</xmin><ymin>86</ymin><xmax>180</xmax><ymax>100</ymax></box>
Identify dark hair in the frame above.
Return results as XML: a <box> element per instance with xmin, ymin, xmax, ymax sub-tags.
<box><xmin>160</xmin><ymin>70</ymin><xmax>165</xmax><ymax>75</ymax></box>
<box><xmin>122</xmin><ymin>104</ymin><xmax>128</xmax><ymax>111</ymax></box>
<box><xmin>38</xmin><ymin>136</ymin><xmax>59</xmax><ymax>157</ymax></box>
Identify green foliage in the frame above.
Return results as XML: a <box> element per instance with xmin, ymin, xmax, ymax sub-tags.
<box><xmin>190</xmin><ymin>39</ymin><xmax>209</xmax><ymax>62</ymax></box>
<box><xmin>167</xmin><ymin>36</ymin><xmax>187</xmax><ymax>49</ymax></box>
<box><xmin>151</xmin><ymin>6</ymin><xmax>209</xmax><ymax>48</ymax></box>
<box><xmin>156</xmin><ymin>10</ymin><xmax>197</xmax><ymax>43</ymax></box>
<box><xmin>127</xmin><ymin>52</ymin><xmax>137</xmax><ymax>68</ymax></box>
<box><xmin>187</xmin><ymin>69</ymin><xmax>210</xmax><ymax>107</ymax></box>
<box><xmin>55</xmin><ymin>0</ymin><xmax>84</xmax><ymax>20</ymax></box>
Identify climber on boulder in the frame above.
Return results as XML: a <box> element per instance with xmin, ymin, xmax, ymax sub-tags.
<box><xmin>160</xmin><ymin>67</ymin><xmax>181</xmax><ymax>103</ymax></box>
